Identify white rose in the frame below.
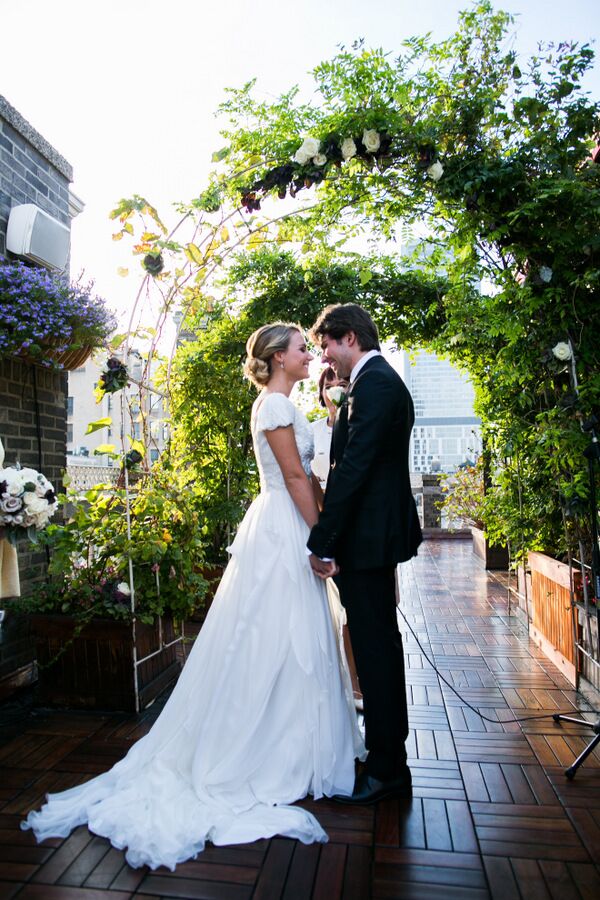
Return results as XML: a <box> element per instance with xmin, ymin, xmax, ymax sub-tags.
<box><xmin>362</xmin><ymin>129</ymin><xmax>381</xmax><ymax>153</ymax></box>
<box><xmin>23</xmin><ymin>494</ymin><xmax>49</xmax><ymax>516</ymax></box>
<box><xmin>293</xmin><ymin>136</ymin><xmax>320</xmax><ymax>164</ymax></box>
<box><xmin>552</xmin><ymin>342</ymin><xmax>572</xmax><ymax>361</ymax></box>
<box><xmin>1</xmin><ymin>468</ymin><xmax>25</xmax><ymax>496</ymax></box>
<box><xmin>117</xmin><ymin>582</ymin><xmax>131</xmax><ymax>597</ymax></box>
<box><xmin>326</xmin><ymin>386</ymin><xmax>346</xmax><ymax>406</ymax></box>
<box><xmin>539</xmin><ymin>266</ymin><xmax>553</xmax><ymax>283</ymax></box>
<box><xmin>427</xmin><ymin>161</ymin><xmax>444</xmax><ymax>181</ymax></box>
<box><xmin>341</xmin><ymin>137</ymin><xmax>357</xmax><ymax>160</ymax></box>
<box><xmin>301</xmin><ymin>137</ymin><xmax>320</xmax><ymax>157</ymax></box>
<box><xmin>293</xmin><ymin>147</ymin><xmax>312</xmax><ymax>165</ymax></box>
<box><xmin>313</xmin><ymin>153</ymin><xmax>328</xmax><ymax>166</ymax></box>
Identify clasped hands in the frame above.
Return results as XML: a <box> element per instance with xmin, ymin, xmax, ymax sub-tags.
<box><xmin>309</xmin><ymin>553</ymin><xmax>339</xmax><ymax>579</ymax></box>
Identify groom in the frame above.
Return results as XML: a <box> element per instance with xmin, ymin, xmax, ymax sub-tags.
<box><xmin>307</xmin><ymin>303</ymin><xmax>422</xmax><ymax>804</ymax></box>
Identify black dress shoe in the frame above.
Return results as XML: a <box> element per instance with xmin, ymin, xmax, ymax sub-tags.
<box><xmin>332</xmin><ymin>768</ymin><xmax>412</xmax><ymax>805</ymax></box>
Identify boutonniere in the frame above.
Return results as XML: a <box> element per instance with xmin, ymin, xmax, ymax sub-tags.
<box><xmin>326</xmin><ymin>386</ymin><xmax>346</xmax><ymax>407</ymax></box>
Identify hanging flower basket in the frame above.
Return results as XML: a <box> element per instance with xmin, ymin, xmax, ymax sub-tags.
<box><xmin>42</xmin><ymin>344</ymin><xmax>93</xmax><ymax>370</ymax></box>
<box><xmin>0</xmin><ymin>261</ymin><xmax>115</xmax><ymax>367</ymax></box>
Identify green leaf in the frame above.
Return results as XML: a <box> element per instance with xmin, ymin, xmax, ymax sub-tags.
<box><xmin>359</xmin><ymin>269</ymin><xmax>373</xmax><ymax>286</ymax></box>
<box><xmin>85</xmin><ymin>417</ymin><xmax>112</xmax><ymax>435</ymax></box>
<box><xmin>211</xmin><ymin>146</ymin><xmax>230</xmax><ymax>162</ymax></box>
<box><xmin>94</xmin><ymin>443</ymin><xmax>117</xmax><ymax>455</ymax></box>
<box><xmin>110</xmin><ymin>333</ymin><xmax>128</xmax><ymax>349</ymax></box>
<box><xmin>129</xmin><ymin>438</ymin><xmax>146</xmax><ymax>457</ymax></box>
<box><xmin>185</xmin><ymin>243</ymin><xmax>205</xmax><ymax>266</ymax></box>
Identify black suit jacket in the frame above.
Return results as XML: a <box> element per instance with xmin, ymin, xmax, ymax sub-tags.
<box><xmin>307</xmin><ymin>355</ymin><xmax>422</xmax><ymax>570</ymax></box>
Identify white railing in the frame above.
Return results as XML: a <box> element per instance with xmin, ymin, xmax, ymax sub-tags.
<box><xmin>66</xmin><ymin>463</ymin><xmax>120</xmax><ymax>492</ymax></box>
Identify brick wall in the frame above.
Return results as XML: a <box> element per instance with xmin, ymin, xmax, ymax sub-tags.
<box><xmin>0</xmin><ymin>96</ymin><xmax>73</xmax><ymax>697</ymax></box>
<box><xmin>0</xmin><ymin>357</ymin><xmax>68</xmax><ymax>594</ymax></box>
<box><xmin>0</xmin><ymin>94</ymin><xmax>72</xmax><ymax>257</ymax></box>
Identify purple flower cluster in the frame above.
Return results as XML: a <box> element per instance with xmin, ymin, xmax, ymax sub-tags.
<box><xmin>0</xmin><ymin>261</ymin><xmax>116</xmax><ymax>361</ymax></box>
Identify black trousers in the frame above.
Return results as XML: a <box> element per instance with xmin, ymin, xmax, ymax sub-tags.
<box><xmin>335</xmin><ymin>566</ymin><xmax>409</xmax><ymax>780</ymax></box>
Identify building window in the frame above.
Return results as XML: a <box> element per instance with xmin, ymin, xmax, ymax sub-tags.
<box><xmin>67</xmin><ymin>396</ymin><xmax>74</xmax><ymax>416</ymax></box>
<box><xmin>67</xmin><ymin>424</ymin><xmax>73</xmax><ymax>443</ymax></box>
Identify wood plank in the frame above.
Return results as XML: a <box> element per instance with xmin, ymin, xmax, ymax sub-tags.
<box><xmin>422</xmin><ymin>800</ymin><xmax>452</xmax><ymax>851</ymax></box>
<box><xmin>31</xmin><ymin>826</ymin><xmax>95</xmax><ymax>884</ymax></box>
<box><xmin>342</xmin><ymin>845</ymin><xmax>371</xmax><ymax>900</ymax></box>
<box><xmin>312</xmin><ymin>843</ymin><xmax>346</xmax><ymax>900</ymax></box>
<box><xmin>16</xmin><ymin>888</ymin><xmax>131</xmax><ymax>900</ymax></box>
<box><xmin>252</xmin><ymin>838</ymin><xmax>294</xmax><ymax>899</ymax></box>
<box><xmin>537</xmin><ymin>860</ymin><xmax>581</xmax><ymax>900</ymax></box>
<box><xmin>446</xmin><ymin>800</ymin><xmax>478</xmax><ymax>853</ymax></box>
<box><xmin>136</xmin><ymin>875</ymin><xmax>252</xmax><ymax>899</ymax></box>
<box><xmin>281</xmin><ymin>842</ymin><xmax>319</xmax><ymax>899</ymax></box>
<box><xmin>509</xmin><ymin>858</ymin><xmax>552</xmax><ymax>900</ymax></box>
<box><xmin>57</xmin><ymin>836</ymin><xmax>110</xmax><ymax>887</ymax></box>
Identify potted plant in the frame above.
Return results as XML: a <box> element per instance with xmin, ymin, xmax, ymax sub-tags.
<box><xmin>0</xmin><ymin>261</ymin><xmax>116</xmax><ymax>369</ymax></box>
<box><xmin>22</xmin><ymin>460</ymin><xmax>209</xmax><ymax>710</ymax></box>
<box><xmin>439</xmin><ymin>458</ymin><xmax>509</xmax><ymax>570</ymax></box>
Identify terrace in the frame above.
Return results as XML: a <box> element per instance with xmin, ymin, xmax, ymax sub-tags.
<box><xmin>1</xmin><ymin>538</ymin><xmax>599</xmax><ymax>899</ymax></box>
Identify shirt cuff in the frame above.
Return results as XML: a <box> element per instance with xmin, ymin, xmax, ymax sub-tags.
<box><xmin>305</xmin><ymin>547</ymin><xmax>333</xmax><ymax>562</ymax></box>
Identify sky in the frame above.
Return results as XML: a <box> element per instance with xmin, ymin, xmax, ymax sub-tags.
<box><xmin>1</xmin><ymin>0</ymin><xmax>599</xmax><ymax>339</ymax></box>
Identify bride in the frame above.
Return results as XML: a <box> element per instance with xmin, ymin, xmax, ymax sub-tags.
<box><xmin>22</xmin><ymin>322</ymin><xmax>365</xmax><ymax>871</ymax></box>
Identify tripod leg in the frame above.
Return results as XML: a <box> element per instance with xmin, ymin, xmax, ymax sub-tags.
<box><xmin>552</xmin><ymin>714</ymin><xmax>591</xmax><ymax>727</ymax></box>
<box><xmin>565</xmin><ymin>732</ymin><xmax>600</xmax><ymax>780</ymax></box>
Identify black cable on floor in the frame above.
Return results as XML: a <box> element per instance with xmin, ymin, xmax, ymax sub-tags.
<box><xmin>396</xmin><ymin>603</ymin><xmax>600</xmax><ymax>724</ymax></box>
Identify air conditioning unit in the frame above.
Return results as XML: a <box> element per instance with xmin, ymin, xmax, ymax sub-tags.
<box><xmin>6</xmin><ymin>204</ymin><xmax>70</xmax><ymax>271</ymax></box>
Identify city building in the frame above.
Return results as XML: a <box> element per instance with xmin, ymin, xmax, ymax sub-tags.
<box><xmin>67</xmin><ymin>350</ymin><xmax>168</xmax><ymax>468</ymax></box>
<box><xmin>392</xmin><ymin>348</ymin><xmax>481</xmax><ymax>474</ymax></box>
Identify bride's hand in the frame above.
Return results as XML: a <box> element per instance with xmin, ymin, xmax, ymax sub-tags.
<box><xmin>309</xmin><ymin>554</ymin><xmax>338</xmax><ymax>579</ymax></box>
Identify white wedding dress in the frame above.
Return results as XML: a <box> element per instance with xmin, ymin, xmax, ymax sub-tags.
<box><xmin>22</xmin><ymin>392</ymin><xmax>364</xmax><ymax>871</ymax></box>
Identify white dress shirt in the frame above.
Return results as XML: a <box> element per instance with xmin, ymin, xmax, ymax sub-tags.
<box><xmin>311</xmin><ymin>416</ymin><xmax>334</xmax><ymax>490</ymax></box>
<box><xmin>349</xmin><ymin>349</ymin><xmax>381</xmax><ymax>384</ymax></box>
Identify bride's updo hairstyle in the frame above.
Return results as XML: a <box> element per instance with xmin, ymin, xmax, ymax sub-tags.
<box><xmin>243</xmin><ymin>322</ymin><xmax>301</xmax><ymax>389</ymax></box>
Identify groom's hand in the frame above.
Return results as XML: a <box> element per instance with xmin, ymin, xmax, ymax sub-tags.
<box><xmin>309</xmin><ymin>553</ymin><xmax>339</xmax><ymax>579</ymax></box>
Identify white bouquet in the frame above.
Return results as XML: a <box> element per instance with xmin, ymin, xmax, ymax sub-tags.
<box><xmin>0</xmin><ymin>465</ymin><xmax>59</xmax><ymax>544</ymax></box>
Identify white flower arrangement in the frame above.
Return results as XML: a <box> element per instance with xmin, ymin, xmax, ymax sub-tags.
<box><xmin>0</xmin><ymin>465</ymin><xmax>59</xmax><ymax>544</ymax></box>
<box><xmin>326</xmin><ymin>385</ymin><xmax>346</xmax><ymax>407</ymax></box>
<box><xmin>552</xmin><ymin>341</ymin><xmax>572</xmax><ymax>362</ymax></box>
<box><xmin>427</xmin><ymin>161</ymin><xmax>444</xmax><ymax>181</ymax></box>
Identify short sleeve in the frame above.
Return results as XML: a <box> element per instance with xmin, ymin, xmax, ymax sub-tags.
<box><xmin>255</xmin><ymin>393</ymin><xmax>295</xmax><ymax>432</ymax></box>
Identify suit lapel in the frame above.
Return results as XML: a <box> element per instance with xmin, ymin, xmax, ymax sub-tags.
<box><xmin>331</xmin><ymin>397</ymin><xmax>349</xmax><ymax>466</ymax></box>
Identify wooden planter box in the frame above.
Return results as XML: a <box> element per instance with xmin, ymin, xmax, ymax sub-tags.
<box><xmin>528</xmin><ymin>551</ymin><xmax>582</xmax><ymax>687</ymax></box>
<box><xmin>471</xmin><ymin>526</ymin><xmax>509</xmax><ymax>570</ymax></box>
<box><xmin>31</xmin><ymin>614</ymin><xmax>181</xmax><ymax>711</ymax></box>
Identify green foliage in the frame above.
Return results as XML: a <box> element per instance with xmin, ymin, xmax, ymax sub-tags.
<box><xmin>213</xmin><ymin>2</ymin><xmax>600</xmax><ymax>565</ymax></box>
<box><xmin>24</xmin><ymin>462</ymin><xmax>208</xmax><ymax>625</ymax></box>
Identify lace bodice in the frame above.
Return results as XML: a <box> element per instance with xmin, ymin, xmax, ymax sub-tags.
<box><xmin>251</xmin><ymin>392</ymin><xmax>314</xmax><ymax>491</ymax></box>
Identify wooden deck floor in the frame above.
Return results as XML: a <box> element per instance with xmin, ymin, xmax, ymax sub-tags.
<box><xmin>1</xmin><ymin>539</ymin><xmax>600</xmax><ymax>899</ymax></box>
